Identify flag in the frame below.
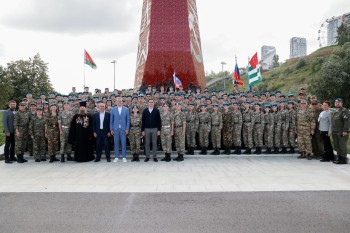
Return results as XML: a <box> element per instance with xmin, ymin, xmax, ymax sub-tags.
<box><xmin>84</xmin><ymin>50</ymin><xmax>97</xmax><ymax>69</ymax></box>
<box><xmin>247</xmin><ymin>52</ymin><xmax>262</xmax><ymax>86</ymax></box>
<box><xmin>233</xmin><ymin>63</ymin><xmax>244</xmax><ymax>86</ymax></box>
<box><xmin>173</xmin><ymin>70</ymin><xmax>182</xmax><ymax>88</ymax></box>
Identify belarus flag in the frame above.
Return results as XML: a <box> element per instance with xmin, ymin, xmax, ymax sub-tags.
<box><xmin>84</xmin><ymin>50</ymin><xmax>97</xmax><ymax>69</ymax></box>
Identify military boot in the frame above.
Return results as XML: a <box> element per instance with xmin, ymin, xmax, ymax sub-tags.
<box><xmin>185</xmin><ymin>148</ymin><xmax>191</xmax><ymax>155</ymax></box>
<box><xmin>334</xmin><ymin>157</ymin><xmax>347</xmax><ymax>164</ymax></box>
<box><xmin>244</xmin><ymin>148</ymin><xmax>251</xmax><ymax>154</ymax></box>
<box><xmin>166</xmin><ymin>153</ymin><xmax>171</xmax><ymax>162</ymax></box>
<box><xmin>135</xmin><ymin>154</ymin><xmax>140</xmax><ymax>162</ymax></box>
<box><xmin>210</xmin><ymin>148</ymin><xmax>216</xmax><ymax>155</ymax></box>
<box><xmin>17</xmin><ymin>154</ymin><xmax>24</xmax><ymax>163</ymax></box>
<box><xmin>173</xmin><ymin>153</ymin><xmax>180</xmax><ymax>161</ymax></box>
<box><xmin>131</xmin><ymin>154</ymin><xmax>137</xmax><ymax>162</ymax></box>
<box><xmin>190</xmin><ymin>147</ymin><xmax>195</xmax><ymax>155</ymax></box>
<box><xmin>256</xmin><ymin>147</ymin><xmax>262</xmax><ymax>155</ymax></box>
<box><xmin>281</xmin><ymin>147</ymin><xmax>287</xmax><ymax>154</ymax></box>
<box><xmin>288</xmin><ymin>147</ymin><xmax>295</xmax><ymax>154</ymax></box>
<box><xmin>161</xmin><ymin>153</ymin><xmax>168</xmax><ymax>161</ymax></box>
<box><xmin>273</xmin><ymin>147</ymin><xmax>280</xmax><ymax>154</ymax></box>
<box><xmin>49</xmin><ymin>155</ymin><xmax>54</xmax><ymax>163</ymax></box>
<box><xmin>236</xmin><ymin>146</ymin><xmax>241</xmax><ymax>155</ymax></box>
<box><xmin>297</xmin><ymin>152</ymin><xmax>306</xmax><ymax>159</ymax></box>
<box><xmin>177</xmin><ymin>154</ymin><xmax>184</xmax><ymax>162</ymax></box>
<box><xmin>10</xmin><ymin>156</ymin><xmax>17</xmax><ymax>162</ymax></box>
<box><xmin>264</xmin><ymin>148</ymin><xmax>272</xmax><ymax>154</ymax></box>
<box><xmin>60</xmin><ymin>154</ymin><xmax>65</xmax><ymax>163</ymax></box>
<box><xmin>22</xmin><ymin>154</ymin><xmax>28</xmax><ymax>162</ymax></box>
<box><xmin>225</xmin><ymin>147</ymin><xmax>231</xmax><ymax>155</ymax></box>
<box><xmin>203</xmin><ymin>147</ymin><xmax>208</xmax><ymax>155</ymax></box>
<box><xmin>67</xmin><ymin>154</ymin><xmax>74</xmax><ymax>161</ymax></box>
<box><xmin>306</xmin><ymin>153</ymin><xmax>312</xmax><ymax>160</ymax></box>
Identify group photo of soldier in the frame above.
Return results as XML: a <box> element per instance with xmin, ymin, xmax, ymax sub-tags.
<box><xmin>2</xmin><ymin>84</ymin><xmax>349</xmax><ymax>165</ymax></box>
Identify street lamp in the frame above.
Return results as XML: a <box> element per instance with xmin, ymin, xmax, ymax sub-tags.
<box><xmin>111</xmin><ymin>60</ymin><xmax>117</xmax><ymax>90</ymax></box>
<box><xmin>221</xmin><ymin>61</ymin><xmax>226</xmax><ymax>90</ymax></box>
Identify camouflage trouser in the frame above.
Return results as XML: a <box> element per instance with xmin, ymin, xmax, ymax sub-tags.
<box><xmin>297</xmin><ymin>126</ymin><xmax>312</xmax><ymax>154</ymax></box>
<box><xmin>332</xmin><ymin>132</ymin><xmax>349</xmax><ymax>159</ymax></box>
<box><xmin>274</xmin><ymin>124</ymin><xmax>281</xmax><ymax>148</ymax></box>
<box><xmin>253</xmin><ymin>123</ymin><xmax>263</xmax><ymax>147</ymax></box>
<box><xmin>161</xmin><ymin>126</ymin><xmax>172</xmax><ymax>153</ymax></box>
<box><xmin>47</xmin><ymin>128</ymin><xmax>59</xmax><ymax>155</ymax></box>
<box><xmin>27</xmin><ymin>136</ymin><xmax>33</xmax><ymax>155</ymax></box>
<box><xmin>211</xmin><ymin>126</ymin><xmax>221</xmax><ymax>148</ymax></box>
<box><xmin>288</xmin><ymin>125</ymin><xmax>296</xmax><ymax>147</ymax></box>
<box><xmin>129</xmin><ymin>127</ymin><xmax>141</xmax><ymax>154</ymax></box>
<box><xmin>15</xmin><ymin>129</ymin><xmax>28</xmax><ymax>155</ymax></box>
<box><xmin>242</xmin><ymin>123</ymin><xmax>253</xmax><ymax>149</ymax></box>
<box><xmin>33</xmin><ymin>134</ymin><xmax>46</xmax><ymax>160</ymax></box>
<box><xmin>174</xmin><ymin>127</ymin><xmax>185</xmax><ymax>154</ymax></box>
<box><xmin>186</xmin><ymin>123</ymin><xmax>197</xmax><ymax>148</ymax></box>
<box><xmin>60</xmin><ymin>127</ymin><xmax>72</xmax><ymax>155</ymax></box>
<box><xmin>232</xmin><ymin>124</ymin><xmax>242</xmax><ymax>147</ymax></box>
<box><xmin>281</xmin><ymin>122</ymin><xmax>289</xmax><ymax>147</ymax></box>
<box><xmin>222</xmin><ymin>126</ymin><xmax>233</xmax><ymax>147</ymax></box>
<box><xmin>264</xmin><ymin>124</ymin><xmax>274</xmax><ymax>148</ymax></box>
<box><xmin>198</xmin><ymin>124</ymin><xmax>210</xmax><ymax>147</ymax></box>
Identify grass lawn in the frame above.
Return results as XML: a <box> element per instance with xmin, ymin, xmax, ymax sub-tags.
<box><xmin>0</xmin><ymin>111</ymin><xmax>4</xmax><ymax>146</ymax></box>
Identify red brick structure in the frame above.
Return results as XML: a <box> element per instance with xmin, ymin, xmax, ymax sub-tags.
<box><xmin>134</xmin><ymin>0</ymin><xmax>205</xmax><ymax>91</ymax></box>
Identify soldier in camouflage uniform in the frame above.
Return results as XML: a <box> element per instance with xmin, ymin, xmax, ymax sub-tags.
<box><xmin>58</xmin><ymin>102</ymin><xmax>73</xmax><ymax>162</ymax></box>
<box><xmin>185</xmin><ymin>103</ymin><xmax>199</xmax><ymax>155</ymax></box>
<box><xmin>279</xmin><ymin>100</ymin><xmax>290</xmax><ymax>153</ymax></box>
<box><xmin>198</xmin><ymin>104</ymin><xmax>211</xmax><ymax>155</ymax></box>
<box><xmin>14</xmin><ymin>102</ymin><xmax>29</xmax><ymax>163</ymax></box>
<box><xmin>263</xmin><ymin>104</ymin><xmax>274</xmax><ymax>154</ymax></box>
<box><xmin>253</xmin><ymin>103</ymin><xmax>264</xmax><ymax>154</ymax></box>
<box><xmin>242</xmin><ymin>101</ymin><xmax>254</xmax><ymax>154</ymax></box>
<box><xmin>129</xmin><ymin>105</ymin><xmax>142</xmax><ymax>162</ymax></box>
<box><xmin>222</xmin><ymin>102</ymin><xmax>233</xmax><ymax>155</ymax></box>
<box><xmin>271</xmin><ymin>103</ymin><xmax>282</xmax><ymax>153</ymax></box>
<box><xmin>28</xmin><ymin>102</ymin><xmax>37</xmax><ymax>157</ymax></box>
<box><xmin>296</xmin><ymin>99</ymin><xmax>316</xmax><ymax>160</ymax></box>
<box><xmin>232</xmin><ymin>102</ymin><xmax>243</xmax><ymax>155</ymax></box>
<box><xmin>30</xmin><ymin>106</ymin><xmax>46</xmax><ymax>162</ymax></box>
<box><xmin>160</xmin><ymin>103</ymin><xmax>173</xmax><ymax>162</ymax></box>
<box><xmin>287</xmin><ymin>101</ymin><xmax>297</xmax><ymax>153</ymax></box>
<box><xmin>210</xmin><ymin>103</ymin><xmax>222</xmax><ymax>155</ymax></box>
<box><xmin>172</xmin><ymin>103</ymin><xmax>186</xmax><ymax>162</ymax></box>
<box><xmin>45</xmin><ymin>104</ymin><xmax>60</xmax><ymax>163</ymax></box>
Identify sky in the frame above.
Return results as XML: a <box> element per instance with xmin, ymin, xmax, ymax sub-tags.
<box><xmin>0</xmin><ymin>0</ymin><xmax>349</xmax><ymax>94</ymax></box>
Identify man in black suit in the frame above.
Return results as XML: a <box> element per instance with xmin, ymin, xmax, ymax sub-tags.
<box><xmin>2</xmin><ymin>100</ymin><xmax>17</xmax><ymax>163</ymax></box>
<box><xmin>141</xmin><ymin>99</ymin><xmax>161</xmax><ymax>162</ymax></box>
<box><xmin>93</xmin><ymin>103</ymin><xmax>111</xmax><ymax>162</ymax></box>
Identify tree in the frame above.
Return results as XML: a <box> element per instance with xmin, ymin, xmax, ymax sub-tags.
<box><xmin>0</xmin><ymin>65</ymin><xmax>13</xmax><ymax>109</ymax></box>
<box><xmin>272</xmin><ymin>54</ymin><xmax>280</xmax><ymax>68</ymax></box>
<box><xmin>309</xmin><ymin>43</ymin><xmax>350</xmax><ymax>107</ymax></box>
<box><xmin>6</xmin><ymin>53</ymin><xmax>54</xmax><ymax>103</ymax></box>
<box><xmin>336</xmin><ymin>23</ymin><xmax>350</xmax><ymax>46</ymax></box>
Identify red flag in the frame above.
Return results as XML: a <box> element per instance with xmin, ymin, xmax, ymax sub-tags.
<box><xmin>249</xmin><ymin>52</ymin><xmax>258</xmax><ymax>69</ymax></box>
<box><xmin>233</xmin><ymin>64</ymin><xmax>244</xmax><ymax>86</ymax></box>
<box><xmin>84</xmin><ymin>50</ymin><xmax>97</xmax><ymax>69</ymax></box>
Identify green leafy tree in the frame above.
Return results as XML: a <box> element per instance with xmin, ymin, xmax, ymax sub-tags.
<box><xmin>309</xmin><ymin>42</ymin><xmax>350</xmax><ymax>107</ymax></box>
<box><xmin>272</xmin><ymin>54</ymin><xmax>280</xmax><ymax>68</ymax></box>
<box><xmin>0</xmin><ymin>65</ymin><xmax>13</xmax><ymax>109</ymax></box>
<box><xmin>337</xmin><ymin>23</ymin><xmax>350</xmax><ymax>46</ymax></box>
<box><xmin>6</xmin><ymin>53</ymin><xmax>54</xmax><ymax>103</ymax></box>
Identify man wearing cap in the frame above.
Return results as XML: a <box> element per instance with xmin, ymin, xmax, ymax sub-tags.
<box><xmin>210</xmin><ymin>103</ymin><xmax>222</xmax><ymax>155</ymax></box>
<box><xmin>129</xmin><ymin>105</ymin><xmax>142</xmax><ymax>162</ymax></box>
<box><xmin>2</xmin><ymin>100</ymin><xmax>17</xmax><ymax>163</ymax></box>
<box><xmin>198</xmin><ymin>104</ymin><xmax>211</xmax><ymax>155</ymax></box>
<box><xmin>271</xmin><ymin>103</ymin><xmax>282</xmax><ymax>153</ymax></box>
<box><xmin>30</xmin><ymin>106</ymin><xmax>46</xmax><ymax>162</ymax></box>
<box><xmin>58</xmin><ymin>102</ymin><xmax>74</xmax><ymax>162</ymax></box>
<box><xmin>45</xmin><ymin>104</ymin><xmax>60</xmax><ymax>163</ymax></box>
<box><xmin>331</xmin><ymin>98</ymin><xmax>350</xmax><ymax>164</ymax></box>
<box><xmin>185</xmin><ymin>103</ymin><xmax>199</xmax><ymax>155</ymax></box>
<box><xmin>279</xmin><ymin>100</ymin><xmax>290</xmax><ymax>153</ymax></box>
<box><xmin>232</xmin><ymin>102</ymin><xmax>243</xmax><ymax>154</ymax></box>
<box><xmin>172</xmin><ymin>103</ymin><xmax>186</xmax><ymax>161</ymax></box>
<box><xmin>222</xmin><ymin>102</ymin><xmax>233</xmax><ymax>155</ymax></box>
<box><xmin>263</xmin><ymin>104</ymin><xmax>274</xmax><ymax>154</ymax></box>
<box><xmin>242</xmin><ymin>101</ymin><xmax>254</xmax><ymax>154</ymax></box>
<box><xmin>28</xmin><ymin>102</ymin><xmax>37</xmax><ymax>157</ymax></box>
<box><xmin>287</xmin><ymin>101</ymin><xmax>297</xmax><ymax>153</ymax></box>
<box><xmin>14</xmin><ymin>102</ymin><xmax>30</xmax><ymax>163</ymax></box>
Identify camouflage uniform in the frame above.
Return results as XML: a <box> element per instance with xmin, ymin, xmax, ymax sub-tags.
<box><xmin>28</xmin><ymin>112</ymin><xmax>36</xmax><ymax>156</ymax></box>
<box><xmin>222</xmin><ymin>111</ymin><xmax>233</xmax><ymax>147</ymax></box>
<box><xmin>14</xmin><ymin>110</ymin><xmax>30</xmax><ymax>157</ymax></box>
<box><xmin>210</xmin><ymin>111</ymin><xmax>223</xmax><ymax>149</ymax></box>
<box><xmin>296</xmin><ymin>108</ymin><xmax>316</xmax><ymax>158</ymax></box>
<box><xmin>186</xmin><ymin>110</ymin><xmax>199</xmax><ymax>150</ymax></box>
<box><xmin>288</xmin><ymin>108</ymin><xmax>297</xmax><ymax>150</ymax></box>
<box><xmin>30</xmin><ymin>115</ymin><xmax>46</xmax><ymax>160</ymax></box>
<box><xmin>173</xmin><ymin>111</ymin><xmax>186</xmax><ymax>154</ymax></box>
<box><xmin>280</xmin><ymin>108</ymin><xmax>290</xmax><ymax>149</ymax></box>
<box><xmin>232</xmin><ymin>110</ymin><xmax>243</xmax><ymax>147</ymax></box>
<box><xmin>129</xmin><ymin>113</ymin><xmax>142</xmax><ymax>154</ymax></box>
<box><xmin>263</xmin><ymin>112</ymin><xmax>274</xmax><ymax>149</ymax></box>
<box><xmin>253</xmin><ymin>111</ymin><xmax>264</xmax><ymax>149</ymax></box>
<box><xmin>273</xmin><ymin>111</ymin><xmax>282</xmax><ymax>150</ymax></box>
<box><xmin>58</xmin><ymin>110</ymin><xmax>73</xmax><ymax>156</ymax></box>
<box><xmin>198</xmin><ymin>111</ymin><xmax>211</xmax><ymax>149</ymax></box>
<box><xmin>160</xmin><ymin>111</ymin><xmax>173</xmax><ymax>153</ymax></box>
<box><xmin>45</xmin><ymin>114</ymin><xmax>59</xmax><ymax>156</ymax></box>
<box><xmin>242</xmin><ymin>109</ymin><xmax>254</xmax><ymax>150</ymax></box>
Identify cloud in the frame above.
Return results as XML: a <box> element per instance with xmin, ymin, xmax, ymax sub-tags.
<box><xmin>1</xmin><ymin>0</ymin><xmax>141</xmax><ymax>34</ymax></box>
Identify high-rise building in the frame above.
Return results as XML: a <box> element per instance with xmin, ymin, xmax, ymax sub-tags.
<box><xmin>326</xmin><ymin>12</ymin><xmax>350</xmax><ymax>46</ymax></box>
<box><xmin>290</xmin><ymin>37</ymin><xmax>307</xmax><ymax>59</ymax></box>
<box><xmin>261</xmin><ymin>45</ymin><xmax>276</xmax><ymax>70</ymax></box>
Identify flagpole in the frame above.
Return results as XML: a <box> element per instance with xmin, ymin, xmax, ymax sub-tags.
<box><xmin>234</xmin><ymin>55</ymin><xmax>238</xmax><ymax>92</ymax></box>
<box><xmin>83</xmin><ymin>50</ymin><xmax>86</xmax><ymax>89</ymax></box>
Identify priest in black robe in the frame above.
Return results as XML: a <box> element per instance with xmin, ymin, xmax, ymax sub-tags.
<box><xmin>68</xmin><ymin>101</ymin><xmax>95</xmax><ymax>162</ymax></box>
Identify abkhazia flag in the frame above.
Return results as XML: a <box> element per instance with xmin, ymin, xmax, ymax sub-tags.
<box><xmin>233</xmin><ymin>63</ymin><xmax>244</xmax><ymax>86</ymax></box>
<box><xmin>84</xmin><ymin>50</ymin><xmax>97</xmax><ymax>69</ymax></box>
<box><xmin>247</xmin><ymin>52</ymin><xmax>262</xmax><ymax>86</ymax></box>
<box><xmin>173</xmin><ymin>69</ymin><xmax>183</xmax><ymax>88</ymax></box>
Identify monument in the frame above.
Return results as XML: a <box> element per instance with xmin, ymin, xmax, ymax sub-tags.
<box><xmin>134</xmin><ymin>0</ymin><xmax>205</xmax><ymax>90</ymax></box>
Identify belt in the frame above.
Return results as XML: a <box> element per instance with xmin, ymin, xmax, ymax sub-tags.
<box><xmin>62</xmin><ymin>125</ymin><xmax>69</xmax><ymax>129</ymax></box>
<box><xmin>174</xmin><ymin>125</ymin><xmax>183</xmax><ymax>128</ymax></box>
<box><xmin>162</xmin><ymin>125</ymin><xmax>171</xmax><ymax>128</ymax></box>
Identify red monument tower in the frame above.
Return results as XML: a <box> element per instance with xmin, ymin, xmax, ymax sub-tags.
<box><xmin>134</xmin><ymin>0</ymin><xmax>205</xmax><ymax>90</ymax></box>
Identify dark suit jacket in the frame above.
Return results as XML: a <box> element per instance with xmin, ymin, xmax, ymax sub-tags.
<box><xmin>141</xmin><ymin>108</ymin><xmax>161</xmax><ymax>131</ymax></box>
<box><xmin>2</xmin><ymin>109</ymin><xmax>15</xmax><ymax>134</ymax></box>
<box><xmin>93</xmin><ymin>112</ymin><xmax>111</xmax><ymax>135</ymax></box>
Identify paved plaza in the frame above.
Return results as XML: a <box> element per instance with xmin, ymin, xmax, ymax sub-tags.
<box><xmin>0</xmin><ymin>152</ymin><xmax>349</xmax><ymax>193</ymax></box>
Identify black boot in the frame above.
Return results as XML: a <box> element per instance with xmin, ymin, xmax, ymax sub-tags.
<box><xmin>61</xmin><ymin>154</ymin><xmax>65</xmax><ymax>163</ymax></box>
<box><xmin>190</xmin><ymin>147</ymin><xmax>195</xmax><ymax>155</ymax></box>
<box><xmin>244</xmin><ymin>148</ymin><xmax>251</xmax><ymax>154</ymax></box>
<box><xmin>10</xmin><ymin>156</ymin><xmax>17</xmax><ymax>162</ymax></box>
<box><xmin>281</xmin><ymin>147</ymin><xmax>287</xmax><ymax>154</ymax></box>
<box><xmin>4</xmin><ymin>156</ymin><xmax>12</xmax><ymax>164</ymax></box>
<box><xmin>17</xmin><ymin>154</ymin><xmax>24</xmax><ymax>163</ymax></box>
<box><xmin>273</xmin><ymin>147</ymin><xmax>280</xmax><ymax>154</ymax></box>
<box><xmin>186</xmin><ymin>148</ymin><xmax>191</xmax><ymax>155</ymax></box>
<box><xmin>203</xmin><ymin>147</ymin><xmax>207</xmax><ymax>155</ymax></box>
<box><xmin>21</xmin><ymin>154</ymin><xmax>28</xmax><ymax>162</ymax></box>
<box><xmin>177</xmin><ymin>154</ymin><xmax>184</xmax><ymax>162</ymax></box>
<box><xmin>135</xmin><ymin>154</ymin><xmax>140</xmax><ymax>162</ymax></box>
<box><xmin>334</xmin><ymin>157</ymin><xmax>347</xmax><ymax>164</ymax></box>
<box><xmin>53</xmin><ymin>155</ymin><xmax>59</xmax><ymax>162</ymax></box>
<box><xmin>131</xmin><ymin>154</ymin><xmax>137</xmax><ymax>162</ymax></box>
<box><xmin>256</xmin><ymin>147</ymin><xmax>261</xmax><ymax>155</ymax></box>
<box><xmin>199</xmin><ymin>147</ymin><xmax>204</xmax><ymax>155</ymax></box>
<box><xmin>236</xmin><ymin>146</ymin><xmax>241</xmax><ymax>155</ymax></box>
<box><xmin>264</xmin><ymin>148</ymin><xmax>272</xmax><ymax>154</ymax></box>
<box><xmin>217</xmin><ymin>148</ymin><xmax>221</xmax><ymax>155</ymax></box>
<box><xmin>67</xmin><ymin>154</ymin><xmax>74</xmax><ymax>161</ymax></box>
<box><xmin>288</xmin><ymin>147</ymin><xmax>295</xmax><ymax>154</ymax></box>
<box><xmin>210</xmin><ymin>148</ymin><xmax>216</xmax><ymax>155</ymax></box>
<box><xmin>225</xmin><ymin>147</ymin><xmax>231</xmax><ymax>155</ymax></box>
<box><xmin>166</xmin><ymin>153</ymin><xmax>171</xmax><ymax>162</ymax></box>
<box><xmin>49</xmin><ymin>155</ymin><xmax>54</xmax><ymax>163</ymax></box>
<box><xmin>173</xmin><ymin>153</ymin><xmax>180</xmax><ymax>161</ymax></box>
<box><xmin>161</xmin><ymin>153</ymin><xmax>168</xmax><ymax>161</ymax></box>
